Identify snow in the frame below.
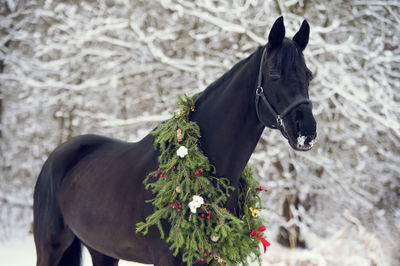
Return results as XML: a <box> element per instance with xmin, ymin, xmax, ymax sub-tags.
<box><xmin>1</xmin><ymin>0</ymin><xmax>399</xmax><ymax>265</ymax></box>
<box><xmin>0</xmin><ymin>236</ymin><xmax>147</xmax><ymax>266</ymax></box>
<box><xmin>296</xmin><ymin>135</ymin><xmax>306</xmax><ymax>147</ymax></box>
<box><xmin>0</xmin><ymin>221</ymin><xmax>390</xmax><ymax>266</ymax></box>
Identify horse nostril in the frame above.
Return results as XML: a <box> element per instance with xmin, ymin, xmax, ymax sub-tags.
<box><xmin>296</xmin><ymin>120</ymin><xmax>301</xmax><ymax>133</ymax></box>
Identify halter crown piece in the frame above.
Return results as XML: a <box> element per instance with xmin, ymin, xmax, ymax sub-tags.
<box><xmin>255</xmin><ymin>47</ymin><xmax>312</xmax><ymax>138</ymax></box>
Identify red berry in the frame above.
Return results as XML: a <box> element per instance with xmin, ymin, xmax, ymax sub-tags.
<box><xmin>256</xmin><ymin>186</ymin><xmax>266</xmax><ymax>192</ymax></box>
<box><xmin>158</xmin><ymin>168</ymin><xmax>161</xmax><ymax>172</ymax></box>
<box><xmin>209</xmin><ymin>253</ymin><xmax>213</xmax><ymax>257</ymax></box>
<box><xmin>206</xmin><ymin>216</ymin><xmax>210</xmax><ymax>220</ymax></box>
<box><xmin>154</xmin><ymin>174</ymin><xmax>158</xmax><ymax>177</ymax></box>
<box><xmin>162</xmin><ymin>171</ymin><xmax>165</xmax><ymax>175</ymax></box>
<box><xmin>177</xmin><ymin>209</ymin><xmax>181</xmax><ymax>212</ymax></box>
<box><xmin>201</xmin><ymin>214</ymin><xmax>205</xmax><ymax>217</ymax></box>
<box><xmin>194</xmin><ymin>171</ymin><xmax>199</xmax><ymax>176</ymax></box>
<box><xmin>203</xmin><ymin>252</ymin><xmax>207</xmax><ymax>256</ymax></box>
<box><xmin>199</xmin><ymin>168</ymin><xmax>204</xmax><ymax>173</ymax></box>
<box><xmin>200</xmin><ymin>258</ymin><xmax>204</xmax><ymax>261</ymax></box>
<box><xmin>208</xmin><ymin>210</ymin><xmax>212</xmax><ymax>214</ymax></box>
<box><xmin>173</xmin><ymin>166</ymin><xmax>176</xmax><ymax>170</ymax></box>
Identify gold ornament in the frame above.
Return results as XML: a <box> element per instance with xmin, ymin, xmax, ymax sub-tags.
<box><xmin>250</xmin><ymin>207</ymin><xmax>259</xmax><ymax>217</ymax></box>
<box><xmin>176</xmin><ymin>128</ymin><xmax>183</xmax><ymax>143</ymax></box>
<box><xmin>215</xmin><ymin>254</ymin><xmax>225</xmax><ymax>266</ymax></box>
<box><xmin>175</xmin><ymin>109</ymin><xmax>184</xmax><ymax>118</ymax></box>
<box><xmin>211</xmin><ymin>234</ymin><xmax>219</xmax><ymax>242</ymax></box>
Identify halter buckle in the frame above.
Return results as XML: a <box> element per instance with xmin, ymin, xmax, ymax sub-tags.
<box><xmin>256</xmin><ymin>86</ymin><xmax>264</xmax><ymax>95</ymax></box>
<box><xmin>276</xmin><ymin>115</ymin><xmax>283</xmax><ymax>127</ymax></box>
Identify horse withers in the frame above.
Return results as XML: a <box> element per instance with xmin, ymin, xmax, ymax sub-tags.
<box><xmin>33</xmin><ymin>17</ymin><xmax>316</xmax><ymax>266</ymax></box>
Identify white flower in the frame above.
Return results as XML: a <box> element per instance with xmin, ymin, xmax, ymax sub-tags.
<box><xmin>192</xmin><ymin>195</ymin><xmax>204</xmax><ymax>205</ymax></box>
<box><xmin>188</xmin><ymin>195</ymin><xmax>204</xmax><ymax>213</ymax></box>
<box><xmin>188</xmin><ymin>201</ymin><xmax>198</xmax><ymax>213</ymax></box>
<box><xmin>176</xmin><ymin>146</ymin><xmax>188</xmax><ymax>158</ymax></box>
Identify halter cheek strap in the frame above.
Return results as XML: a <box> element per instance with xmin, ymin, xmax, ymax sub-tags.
<box><xmin>255</xmin><ymin>47</ymin><xmax>312</xmax><ymax>139</ymax></box>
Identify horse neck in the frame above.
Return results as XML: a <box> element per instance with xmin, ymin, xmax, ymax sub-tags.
<box><xmin>192</xmin><ymin>47</ymin><xmax>265</xmax><ymax>189</ymax></box>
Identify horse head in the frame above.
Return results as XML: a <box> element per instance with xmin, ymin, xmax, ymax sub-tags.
<box><xmin>256</xmin><ymin>16</ymin><xmax>317</xmax><ymax>151</ymax></box>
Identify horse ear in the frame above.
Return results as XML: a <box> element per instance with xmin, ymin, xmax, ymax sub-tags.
<box><xmin>268</xmin><ymin>16</ymin><xmax>285</xmax><ymax>49</ymax></box>
<box><xmin>293</xmin><ymin>20</ymin><xmax>310</xmax><ymax>50</ymax></box>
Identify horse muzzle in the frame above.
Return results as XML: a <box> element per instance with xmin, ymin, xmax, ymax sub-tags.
<box><xmin>284</xmin><ymin>107</ymin><xmax>317</xmax><ymax>151</ymax></box>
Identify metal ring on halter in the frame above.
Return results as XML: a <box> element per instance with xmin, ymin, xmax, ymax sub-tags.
<box><xmin>256</xmin><ymin>86</ymin><xmax>264</xmax><ymax>95</ymax></box>
<box><xmin>276</xmin><ymin>115</ymin><xmax>283</xmax><ymax>127</ymax></box>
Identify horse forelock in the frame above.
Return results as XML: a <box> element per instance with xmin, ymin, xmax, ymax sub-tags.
<box><xmin>268</xmin><ymin>38</ymin><xmax>307</xmax><ymax>76</ymax></box>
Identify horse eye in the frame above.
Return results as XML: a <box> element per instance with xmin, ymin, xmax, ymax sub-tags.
<box><xmin>269</xmin><ymin>71</ymin><xmax>280</xmax><ymax>80</ymax></box>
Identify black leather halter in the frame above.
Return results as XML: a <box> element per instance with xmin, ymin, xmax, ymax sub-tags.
<box><xmin>255</xmin><ymin>47</ymin><xmax>312</xmax><ymax>139</ymax></box>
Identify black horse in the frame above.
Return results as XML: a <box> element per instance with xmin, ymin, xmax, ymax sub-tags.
<box><xmin>33</xmin><ymin>17</ymin><xmax>316</xmax><ymax>266</ymax></box>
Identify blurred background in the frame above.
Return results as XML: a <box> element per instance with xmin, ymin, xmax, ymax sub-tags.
<box><xmin>1</xmin><ymin>0</ymin><xmax>399</xmax><ymax>265</ymax></box>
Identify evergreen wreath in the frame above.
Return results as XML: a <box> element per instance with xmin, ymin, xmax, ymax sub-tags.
<box><xmin>136</xmin><ymin>94</ymin><xmax>270</xmax><ymax>265</ymax></box>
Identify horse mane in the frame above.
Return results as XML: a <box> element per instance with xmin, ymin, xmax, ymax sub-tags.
<box><xmin>195</xmin><ymin>46</ymin><xmax>264</xmax><ymax>106</ymax></box>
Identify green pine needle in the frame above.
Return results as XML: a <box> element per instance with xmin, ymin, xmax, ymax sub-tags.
<box><xmin>136</xmin><ymin>94</ymin><xmax>268</xmax><ymax>265</ymax></box>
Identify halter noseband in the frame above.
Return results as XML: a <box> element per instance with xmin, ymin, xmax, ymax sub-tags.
<box><xmin>255</xmin><ymin>47</ymin><xmax>312</xmax><ymax>139</ymax></box>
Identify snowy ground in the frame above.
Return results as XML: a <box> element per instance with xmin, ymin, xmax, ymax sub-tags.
<box><xmin>1</xmin><ymin>1</ymin><xmax>398</xmax><ymax>266</ymax></box>
<box><xmin>0</xmin><ymin>235</ymin><xmax>147</xmax><ymax>266</ymax></box>
<box><xmin>0</xmin><ymin>222</ymin><xmax>392</xmax><ymax>266</ymax></box>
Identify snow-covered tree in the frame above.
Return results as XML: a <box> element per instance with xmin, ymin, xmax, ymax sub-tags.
<box><xmin>1</xmin><ymin>0</ymin><xmax>398</xmax><ymax>264</ymax></box>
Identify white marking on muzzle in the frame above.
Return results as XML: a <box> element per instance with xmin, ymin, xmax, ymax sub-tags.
<box><xmin>297</xmin><ymin>135</ymin><xmax>306</xmax><ymax>147</ymax></box>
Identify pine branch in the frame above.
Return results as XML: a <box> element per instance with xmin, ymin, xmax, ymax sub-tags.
<box><xmin>136</xmin><ymin>94</ymin><xmax>268</xmax><ymax>265</ymax></box>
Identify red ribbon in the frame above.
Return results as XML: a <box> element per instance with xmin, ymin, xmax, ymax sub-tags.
<box><xmin>250</xmin><ymin>225</ymin><xmax>271</xmax><ymax>253</ymax></box>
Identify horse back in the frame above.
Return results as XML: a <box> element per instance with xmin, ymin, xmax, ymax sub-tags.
<box><xmin>33</xmin><ymin>135</ymin><xmax>118</xmax><ymax>246</ymax></box>
<box><xmin>38</xmin><ymin>133</ymin><xmax>164</xmax><ymax>262</ymax></box>
<box><xmin>33</xmin><ymin>135</ymin><xmax>115</xmax><ymax>214</ymax></box>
